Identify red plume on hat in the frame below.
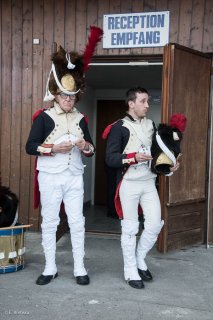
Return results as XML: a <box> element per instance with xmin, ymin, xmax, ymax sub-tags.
<box><xmin>169</xmin><ymin>113</ymin><xmax>187</xmax><ymax>133</ymax></box>
<box><xmin>83</xmin><ymin>26</ymin><xmax>103</xmax><ymax>72</ymax></box>
<box><xmin>44</xmin><ymin>26</ymin><xmax>103</xmax><ymax>102</ymax></box>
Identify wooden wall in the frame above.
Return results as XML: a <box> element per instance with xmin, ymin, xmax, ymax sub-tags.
<box><xmin>0</xmin><ymin>0</ymin><xmax>213</xmax><ymax>230</ymax></box>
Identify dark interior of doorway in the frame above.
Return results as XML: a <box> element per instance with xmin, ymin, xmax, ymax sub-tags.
<box><xmin>84</xmin><ymin>98</ymin><xmax>152</xmax><ymax>236</ymax></box>
<box><xmin>84</xmin><ymin>62</ymin><xmax>163</xmax><ymax>235</ymax></box>
<box><xmin>85</xmin><ymin>100</ymin><xmax>126</xmax><ymax>235</ymax></box>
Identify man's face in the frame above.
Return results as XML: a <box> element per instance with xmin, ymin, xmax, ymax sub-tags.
<box><xmin>129</xmin><ymin>92</ymin><xmax>149</xmax><ymax>119</ymax></box>
<box><xmin>55</xmin><ymin>92</ymin><xmax>76</xmax><ymax>113</ymax></box>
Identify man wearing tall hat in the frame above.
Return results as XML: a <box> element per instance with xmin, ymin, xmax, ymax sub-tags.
<box><xmin>103</xmin><ymin>87</ymin><xmax>182</xmax><ymax>289</ymax></box>
<box><xmin>26</xmin><ymin>27</ymin><xmax>102</xmax><ymax>285</ymax></box>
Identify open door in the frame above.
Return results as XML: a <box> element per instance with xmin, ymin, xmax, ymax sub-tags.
<box><xmin>158</xmin><ymin>43</ymin><xmax>212</xmax><ymax>252</ymax></box>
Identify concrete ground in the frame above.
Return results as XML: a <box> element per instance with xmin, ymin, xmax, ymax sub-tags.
<box><xmin>0</xmin><ymin>231</ymin><xmax>213</xmax><ymax>320</ymax></box>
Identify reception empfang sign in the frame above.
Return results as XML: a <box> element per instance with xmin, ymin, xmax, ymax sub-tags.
<box><xmin>103</xmin><ymin>11</ymin><xmax>170</xmax><ymax>48</ymax></box>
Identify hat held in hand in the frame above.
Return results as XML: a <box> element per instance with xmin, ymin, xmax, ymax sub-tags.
<box><xmin>151</xmin><ymin>113</ymin><xmax>187</xmax><ymax>176</ymax></box>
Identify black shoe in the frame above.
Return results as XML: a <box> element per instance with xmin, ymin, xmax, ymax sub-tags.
<box><xmin>128</xmin><ymin>279</ymin><xmax>144</xmax><ymax>289</ymax></box>
<box><xmin>138</xmin><ymin>269</ymin><xmax>153</xmax><ymax>281</ymax></box>
<box><xmin>76</xmin><ymin>275</ymin><xmax>90</xmax><ymax>285</ymax></box>
<box><xmin>36</xmin><ymin>273</ymin><xmax>58</xmax><ymax>285</ymax></box>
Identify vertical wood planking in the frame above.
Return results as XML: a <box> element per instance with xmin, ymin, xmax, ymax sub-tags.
<box><xmin>65</xmin><ymin>0</ymin><xmax>76</xmax><ymax>51</ymax></box>
<box><xmin>142</xmin><ymin>0</ymin><xmax>156</xmax><ymax>54</ymax></box>
<box><xmin>168</xmin><ymin>0</ymin><xmax>180</xmax><ymax>43</ymax></box>
<box><xmin>87</xmin><ymin>0</ymin><xmax>98</xmax><ymax>28</ymax></box>
<box><xmin>86</xmin><ymin>0</ymin><xmax>99</xmax><ymax>57</ymax></box>
<box><xmin>203</xmin><ymin>0</ymin><xmax>213</xmax><ymax>52</ymax></box>
<box><xmin>43</xmin><ymin>0</ymin><xmax>54</xmax><ymax>108</ymax></box>
<box><xmin>75</xmin><ymin>0</ymin><xmax>87</xmax><ymax>52</ymax></box>
<box><xmin>20</xmin><ymin>0</ymin><xmax>33</xmax><ymax>225</ymax></box>
<box><xmin>97</xmin><ymin>0</ymin><xmax>110</xmax><ymax>55</ymax></box>
<box><xmin>178</xmin><ymin>0</ymin><xmax>193</xmax><ymax>47</ymax></box>
<box><xmin>32</xmin><ymin>0</ymin><xmax>44</xmax><ymax>118</ymax></box>
<box><xmin>190</xmin><ymin>0</ymin><xmax>205</xmax><ymax>51</ymax></box>
<box><xmin>10</xmin><ymin>0</ymin><xmax>22</xmax><ymax>196</ymax></box>
<box><xmin>30</xmin><ymin>0</ymin><xmax>44</xmax><ymax>229</ymax></box>
<box><xmin>54</xmin><ymin>0</ymin><xmax>65</xmax><ymax>47</ymax></box>
<box><xmin>1</xmin><ymin>0</ymin><xmax>12</xmax><ymax>187</ymax></box>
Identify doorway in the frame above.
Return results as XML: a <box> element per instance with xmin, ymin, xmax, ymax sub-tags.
<box><xmin>95</xmin><ymin>100</ymin><xmax>127</xmax><ymax>205</ymax></box>
<box><xmin>84</xmin><ymin>45</ymin><xmax>211</xmax><ymax>252</ymax></box>
<box><xmin>84</xmin><ymin>62</ymin><xmax>163</xmax><ymax>234</ymax></box>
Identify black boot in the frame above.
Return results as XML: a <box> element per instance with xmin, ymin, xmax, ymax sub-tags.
<box><xmin>36</xmin><ymin>273</ymin><xmax>58</xmax><ymax>285</ymax></box>
<box><xmin>76</xmin><ymin>275</ymin><xmax>90</xmax><ymax>285</ymax></box>
<box><xmin>138</xmin><ymin>268</ymin><xmax>153</xmax><ymax>281</ymax></box>
<box><xmin>128</xmin><ymin>279</ymin><xmax>144</xmax><ymax>289</ymax></box>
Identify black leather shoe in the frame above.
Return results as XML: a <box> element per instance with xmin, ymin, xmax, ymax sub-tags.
<box><xmin>138</xmin><ymin>269</ymin><xmax>153</xmax><ymax>281</ymax></box>
<box><xmin>76</xmin><ymin>275</ymin><xmax>90</xmax><ymax>285</ymax></box>
<box><xmin>36</xmin><ymin>273</ymin><xmax>58</xmax><ymax>285</ymax></box>
<box><xmin>128</xmin><ymin>279</ymin><xmax>144</xmax><ymax>289</ymax></box>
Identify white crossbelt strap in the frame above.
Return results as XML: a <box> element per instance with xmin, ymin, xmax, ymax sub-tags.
<box><xmin>122</xmin><ymin>119</ymin><xmax>150</xmax><ymax>147</ymax></box>
<box><xmin>156</xmin><ymin>132</ymin><xmax>176</xmax><ymax>165</ymax></box>
<box><xmin>156</xmin><ymin>132</ymin><xmax>176</xmax><ymax>176</ymax></box>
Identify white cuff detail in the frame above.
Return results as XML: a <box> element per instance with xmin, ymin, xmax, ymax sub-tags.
<box><xmin>83</xmin><ymin>144</ymin><xmax>94</xmax><ymax>154</ymax></box>
<box><xmin>37</xmin><ymin>146</ymin><xmax>52</xmax><ymax>154</ymax></box>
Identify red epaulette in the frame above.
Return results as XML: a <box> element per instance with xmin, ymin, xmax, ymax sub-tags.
<box><xmin>81</xmin><ymin>112</ymin><xmax>89</xmax><ymax>125</ymax></box>
<box><xmin>32</xmin><ymin>108</ymin><xmax>45</xmax><ymax>122</ymax></box>
<box><xmin>102</xmin><ymin>120</ymin><xmax>118</xmax><ymax>140</ymax></box>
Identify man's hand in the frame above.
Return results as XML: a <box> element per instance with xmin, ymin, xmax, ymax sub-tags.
<box><xmin>135</xmin><ymin>153</ymin><xmax>153</xmax><ymax>162</ymax></box>
<box><xmin>52</xmin><ymin>141</ymin><xmax>73</xmax><ymax>154</ymax></box>
<box><xmin>170</xmin><ymin>162</ymin><xmax>180</xmax><ymax>172</ymax></box>
<box><xmin>170</xmin><ymin>154</ymin><xmax>182</xmax><ymax>172</ymax></box>
<box><xmin>75</xmin><ymin>138</ymin><xmax>87</xmax><ymax>151</ymax></box>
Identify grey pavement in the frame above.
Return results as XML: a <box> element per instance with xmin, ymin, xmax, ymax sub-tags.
<box><xmin>0</xmin><ymin>231</ymin><xmax>213</xmax><ymax>320</ymax></box>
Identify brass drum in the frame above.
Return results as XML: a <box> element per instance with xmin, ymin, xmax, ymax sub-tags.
<box><xmin>0</xmin><ymin>226</ymin><xmax>26</xmax><ymax>273</ymax></box>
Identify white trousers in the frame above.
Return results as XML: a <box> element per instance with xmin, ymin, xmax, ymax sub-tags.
<box><xmin>119</xmin><ymin>178</ymin><xmax>163</xmax><ymax>280</ymax></box>
<box><xmin>38</xmin><ymin>169</ymin><xmax>87</xmax><ymax>277</ymax></box>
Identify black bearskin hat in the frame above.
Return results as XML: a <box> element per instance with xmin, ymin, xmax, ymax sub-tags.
<box><xmin>0</xmin><ymin>177</ymin><xmax>19</xmax><ymax>228</ymax></box>
<box><xmin>151</xmin><ymin>114</ymin><xmax>187</xmax><ymax>175</ymax></box>
<box><xmin>44</xmin><ymin>26</ymin><xmax>103</xmax><ymax>103</ymax></box>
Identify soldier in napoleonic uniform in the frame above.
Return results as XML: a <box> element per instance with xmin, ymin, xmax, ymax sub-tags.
<box><xmin>104</xmin><ymin>87</ymin><xmax>180</xmax><ymax>289</ymax></box>
<box><xmin>26</xmin><ymin>27</ymin><xmax>103</xmax><ymax>286</ymax></box>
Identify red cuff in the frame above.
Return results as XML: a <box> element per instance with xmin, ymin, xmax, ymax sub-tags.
<box><xmin>122</xmin><ymin>152</ymin><xmax>137</xmax><ymax>165</ymax></box>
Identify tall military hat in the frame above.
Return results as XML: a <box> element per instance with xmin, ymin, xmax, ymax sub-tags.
<box><xmin>44</xmin><ymin>26</ymin><xmax>103</xmax><ymax>102</ymax></box>
<box><xmin>151</xmin><ymin>114</ymin><xmax>187</xmax><ymax>175</ymax></box>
